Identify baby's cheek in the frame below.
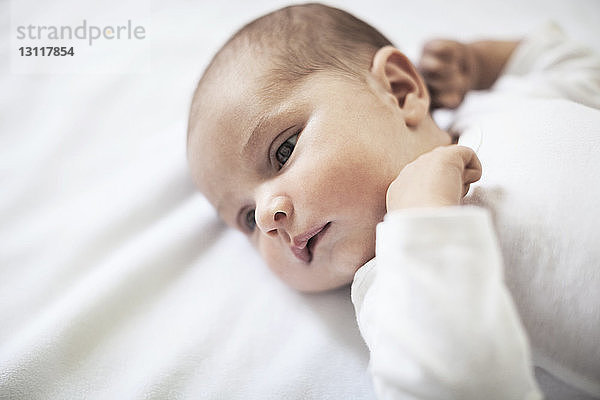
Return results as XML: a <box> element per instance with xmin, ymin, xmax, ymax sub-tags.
<box><xmin>258</xmin><ymin>236</ymin><xmax>310</xmax><ymax>287</ymax></box>
<box><xmin>328</xmin><ymin>155</ymin><xmax>389</xmax><ymax>212</ymax></box>
<box><xmin>331</xmin><ymin>226</ymin><xmax>376</xmax><ymax>277</ymax></box>
<box><xmin>258</xmin><ymin>238</ymin><xmax>287</xmax><ymax>277</ymax></box>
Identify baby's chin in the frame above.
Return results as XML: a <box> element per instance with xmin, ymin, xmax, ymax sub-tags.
<box><xmin>293</xmin><ymin>277</ymin><xmax>354</xmax><ymax>294</ymax></box>
<box><xmin>291</xmin><ymin>252</ymin><xmax>374</xmax><ymax>294</ymax></box>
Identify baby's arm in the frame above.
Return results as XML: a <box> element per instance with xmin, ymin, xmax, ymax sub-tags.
<box><xmin>418</xmin><ymin>39</ymin><xmax>518</xmax><ymax>109</ymax></box>
<box><xmin>420</xmin><ymin>24</ymin><xmax>600</xmax><ymax>110</ymax></box>
<box><xmin>352</xmin><ymin>147</ymin><xmax>543</xmax><ymax>399</ymax></box>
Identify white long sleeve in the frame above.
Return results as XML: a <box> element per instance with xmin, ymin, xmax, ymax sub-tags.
<box><xmin>495</xmin><ymin>22</ymin><xmax>600</xmax><ymax>109</ymax></box>
<box><xmin>450</xmin><ymin>22</ymin><xmax>600</xmax><ymax>399</ymax></box>
<box><xmin>352</xmin><ymin>207</ymin><xmax>543</xmax><ymax>400</ymax></box>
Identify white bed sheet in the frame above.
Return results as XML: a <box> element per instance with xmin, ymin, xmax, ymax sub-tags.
<box><xmin>1</xmin><ymin>0</ymin><xmax>599</xmax><ymax>398</ymax></box>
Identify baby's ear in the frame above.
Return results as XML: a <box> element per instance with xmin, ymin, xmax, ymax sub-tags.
<box><xmin>370</xmin><ymin>46</ymin><xmax>430</xmax><ymax>126</ymax></box>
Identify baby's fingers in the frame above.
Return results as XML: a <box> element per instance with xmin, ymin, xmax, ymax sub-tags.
<box><xmin>429</xmin><ymin>89</ymin><xmax>463</xmax><ymax>110</ymax></box>
<box><xmin>464</xmin><ymin>165</ymin><xmax>482</xmax><ymax>185</ymax></box>
<box><xmin>457</xmin><ymin>146</ymin><xmax>482</xmax><ymax>196</ymax></box>
<box><xmin>421</xmin><ymin>39</ymin><xmax>459</xmax><ymax>62</ymax></box>
<box><xmin>453</xmin><ymin>145</ymin><xmax>482</xmax><ymax>173</ymax></box>
<box><xmin>419</xmin><ymin>53</ymin><xmax>454</xmax><ymax>80</ymax></box>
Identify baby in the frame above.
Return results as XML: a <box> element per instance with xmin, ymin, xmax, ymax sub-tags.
<box><xmin>187</xmin><ymin>3</ymin><xmax>600</xmax><ymax>399</ymax></box>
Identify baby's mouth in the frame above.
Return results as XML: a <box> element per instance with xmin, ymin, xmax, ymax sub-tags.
<box><xmin>307</xmin><ymin>222</ymin><xmax>330</xmax><ymax>256</ymax></box>
<box><xmin>291</xmin><ymin>222</ymin><xmax>331</xmax><ymax>263</ymax></box>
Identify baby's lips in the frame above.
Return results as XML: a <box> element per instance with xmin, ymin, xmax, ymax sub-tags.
<box><xmin>291</xmin><ymin>244</ymin><xmax>311</xmax><ymax>263</ymax></box>
<box><xmin>290</xmin><ymin>223</ymin><xmax>329</xmax><ymax>263</ymax></box>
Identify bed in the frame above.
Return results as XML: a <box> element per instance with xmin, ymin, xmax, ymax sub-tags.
<box><xmin>1</xmin><ymin>0</ymin><xmax>599</xmax><ymax>398</ymax></box>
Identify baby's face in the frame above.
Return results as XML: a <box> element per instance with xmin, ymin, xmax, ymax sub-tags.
<box><xmin>188</xmin><ymin>59</ymin><xmax>417</xmax><ymax>292</ymax></box>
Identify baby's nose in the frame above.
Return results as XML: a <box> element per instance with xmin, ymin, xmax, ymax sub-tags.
<box><xmin>256</xmin><ymin>195</ymin><xmax>294</xmax><ymax>241</ymax></box>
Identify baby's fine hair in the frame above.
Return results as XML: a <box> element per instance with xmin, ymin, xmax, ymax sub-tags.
<box><xmin>194</xmin><ymin>3</ymin><xmax>393</xmax><ymax>97</ymax></box>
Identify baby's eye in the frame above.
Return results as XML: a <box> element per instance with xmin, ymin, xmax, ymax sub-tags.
<box><xmin>275</xmin><ymin>133</ymin><xmax>299</xmax><ymax>168</ymax></box>
<box><xmin>245</xmin><ymin>209</ymin><xmax>256</xmax><ymax>231</ymax></box>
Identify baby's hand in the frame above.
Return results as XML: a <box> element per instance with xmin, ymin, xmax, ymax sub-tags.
<box><xmin>386</xmin><ymin>145</ymin><xmax>482</xmax><ymax>211</ymax></box>
<box><xmin>418</xmin><ymin>40</ymin><xmax>479</xmax><ymax>109</ymax></box>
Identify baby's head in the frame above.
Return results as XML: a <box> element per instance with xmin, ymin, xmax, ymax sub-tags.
<box><xmin>187</xmin><ymin>3</ymin><xmax>447</xmax><ymax>292</ymax></box>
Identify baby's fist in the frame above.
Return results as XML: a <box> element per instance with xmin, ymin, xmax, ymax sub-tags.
<box><xmin>386</xmin><ymin>145</ymin><xmax>482</xmax><ymax>211</ymax></box>
<box><xmin>418</xmin><ymin>40</ymin><xmax>479</xmax><ymax>109</ymax></box>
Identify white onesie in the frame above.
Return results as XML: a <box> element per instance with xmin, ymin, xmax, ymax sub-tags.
<box><xmin>352</xmin><ymin>23</ymin><xmax>600</xmax><ymax>400</ymax></box>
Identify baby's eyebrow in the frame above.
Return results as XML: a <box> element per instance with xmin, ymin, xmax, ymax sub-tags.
<box><xmin>241</xmin><ymin>104</ymin><xmax>292</xmax><ymax>159</ymax></box>
<box><xmin>242</xmin><ymin>113</ymin><xmax>270</xmax><ymax>158</ymax></box>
